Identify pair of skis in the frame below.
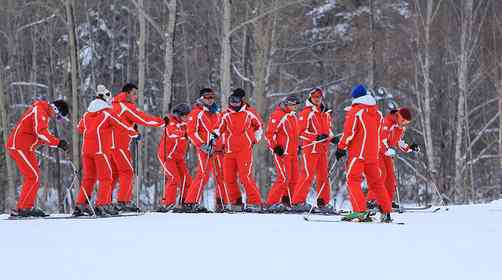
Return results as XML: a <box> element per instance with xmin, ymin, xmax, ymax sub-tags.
<box><xmin>6</xmin><ymin>212</ymin><xmax>144</xmax><ymax>221</ymax></box>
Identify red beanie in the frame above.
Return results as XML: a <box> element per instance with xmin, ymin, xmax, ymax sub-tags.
<box><xmin>398</xmin><ymin>108</ymin><xmax>412</xmax><ymax>121</ymax></box>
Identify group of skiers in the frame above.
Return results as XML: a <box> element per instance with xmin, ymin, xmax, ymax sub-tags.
<box><xmin>6</xmin><ymin>82</ymin><xmax>419</xmax><ymax>222</ymax></box>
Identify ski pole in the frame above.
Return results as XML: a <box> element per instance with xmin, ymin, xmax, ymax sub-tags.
<box><xmin>304</xmin><ymin>159</ymin><xmax>340</xmax><ymax>221</ymax></box>
<box><xmin>134</xmin><ymin>140</ymin><xmax>140</xmax><ymax>209</ymax></box>
<box><xmin>211</xmin><ymin>154</ymin><xmax>231</xmax><ymax>211</ymax></box>
<box><xmin>71</xmin><ymin>161</ymin><xmax>96</xmax><ymax>217</ymax></box>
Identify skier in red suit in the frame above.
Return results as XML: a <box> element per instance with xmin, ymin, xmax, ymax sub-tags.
<box><xmin>216</xmin><ymin>89</ymin><xmax>264</xmax><ymax>212</ymax></box>
<box><xmin>367</xmin><ymin>107</ymin><xmax>419</xmax><ymax>209</ymax></box>
<box><xmin>7</xmin><ymin>99</ymin><xmax>69</xmax><ymax>217</ymax></box>
<box><xmin>291</xmin><ymin>88</ymin><xmax>338</xmax><ymax>213</ymax></box>
<box><xmin>336</xmin><ymin>84</ymin><xmax>393</xmax><ymax>222</ymax></box>
<box><xmin>157</xmin><ymin>103</ymin><xmax>192</xmax><ymax>212</ymax></box>
<box><xmin>182</xmin><ymin>88</ymin><xmax>227</xmax><ymax>213</ymax></box>
<box><xmin>264</xmin><ymin>94</ymin><xmax>301</xmax><ymax>213</ymax></box>
<box><xmin>74</xmin><ymin>86</ymin><xmax>138</xmax><ymax>217</ymax></box>
<box><xmin>110</xmin><ymin>83</ymin><xmax>165</xmax><ymax>212</ymax></box>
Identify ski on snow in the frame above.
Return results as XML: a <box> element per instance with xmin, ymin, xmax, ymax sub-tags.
<box><xmin>6</xmin><ymin>212</ymin><xmax>145</xmax><ymax>221</ymax></box>
<box><xmin>303</xmin><ymin>215</ymin><xmax>406</xmax><ymax>225</ymax></box>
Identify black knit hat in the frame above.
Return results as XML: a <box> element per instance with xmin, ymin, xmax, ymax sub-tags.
<box><xmin>199</xmin><ymin>88</ymin><xmax>215</xmax><ymax>97</ymax></box>
<box><xmin>231</xmin><ymin>88</ymin><xmax>246</xmax><ymax>98</ymax></box>
<box><xmin>172</xmin><ymin>103</ymin><xmax>191</xmax><ymax>116</ymax></box>
<box><xmin>283</xmin><ymin>94</ymin><xmax>301</xmax><ymax>106</ymax></box>
<box><xmin>52</xmin><ymin>100</ymin><xmax>69</xmax><ymax>117</ymax></box>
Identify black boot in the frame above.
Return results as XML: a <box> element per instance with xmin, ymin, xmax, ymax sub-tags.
<box><xmin>380</xmin><ymin>212</ymin><xmax>393</xmax><ymax>223</ymax></box>
<box><xmin>30</xmin><ymin>207</ymin><xmax>49</xmax><ymax>217</ymax></box>
<box><xmin>73</xmin><ymin>204</ymin><xmax>93</xmax><ymax>216</ymax></box>
<box><xmin>10</xmin><ymin>208</ymin><xmax>33</xmax><ymax>218</ymax></box>
<box><xmin>94</xmin><ymin>205</ymin><xmax>111</xmax><ymax>217</ymax></box>
<box><xmin>157</xmin><ymin>204</ymin><xmax>175</xmax><ymax>213</ymax></box>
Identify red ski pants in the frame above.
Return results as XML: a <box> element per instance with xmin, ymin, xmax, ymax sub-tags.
<box><xmin>266</xmin><ymin>154</ymin><xmax>299</xmax><ymax>205</ymax></box>
<box><xmin>367</xmin><ymin>155</ymin><xmax>396</xmax><ymax>202</ymax></box>
<box><xmin>292</xmin><ymin>152</ymin><xmax>330</xmax><ymax>205</ymax></box>
<box><xmin>77</xmin><ymin>153</ymin><xmax>114</xmax><ymax>206</ymax></box>
<box><xmin>345</xmin><ymin>156</ymin><xmax>391</xmax><ymax>213</ymax></box>
<box><xmin>9</xmin><ymin>149</ymin><xmax>40</xmax><ymax>209</ymax></box>
<box><xmin>111</xmin><ymin>148</ymin><xmax>134</xmax><ymax>203</ymax></box>
<box><xmin>184</xmin><ymin>151</ymin><xmax>232</xmax><ymax>204</ymax></box>
<box><xmin>223</xmin><ymin>150</ymin><xmax>262</xmax><ymax>205</ymax></box>
<box><xmin>158</xmin><ymin>156</ymin><xmax>192</xmax><ymax>205</ymax></box>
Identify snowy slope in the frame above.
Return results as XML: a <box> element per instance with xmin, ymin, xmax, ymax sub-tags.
<box><xmin>1</xmin><ymin>202</ymin><xmax>501</xmax><ymax>280</ymax></box>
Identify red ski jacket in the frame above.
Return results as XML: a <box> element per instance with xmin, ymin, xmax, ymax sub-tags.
<box><xmin>158</xmin><ymin>114</ymin><xmax>189</xmax><ymax>160</ymax></box>
<box><xmin>338</xmin><ymin>95</ymin><xmax>383</xmax><ymax>162</ymax></box>
<box><xmin>186</xmin><ymin>101</ymin><xmax>223</xmax><ymax>151</ymax></box>
<box><xmin>265</xmin><ymin>104</ymin><xmax>300</xmax><ymax>156</ymax></box>
<box><xmin>298</xmin><ymin>99</ymin><xmax>334</xmax><ymax>154</ymax></box>
<box><xmin>217</xmin><ymin>103</ymin><xmax>263</xmax><ymax>154</ymax></box>
<box><xmin>78</xmin><ymin>99</ymin><xmax>137</xmax><ymax>155</ymax></box>
<box><xmin>7</xmin><ymin>100</ymin><xmax>60</xmax><ymax>151</ymax></box>
<box><xmin>381</xmin><ymin>113</ymin><xmax>412</xmax><ymax>154</ymax></box>
<box><xmin>111</xmin><ymin>92</ymin><xmax>164</xmax><ymax>150</ymax></box>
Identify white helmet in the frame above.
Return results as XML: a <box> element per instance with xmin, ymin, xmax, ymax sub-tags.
<box><xmin>96</xmin><ymin>84</ymin><xmax>112</xmax><ymax>104</ymax></box>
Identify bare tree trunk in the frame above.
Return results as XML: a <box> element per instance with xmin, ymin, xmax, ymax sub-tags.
<box><xmin>65</xmin><ymin>0</ymin><xmax>80</xmax><ymax>171</ymax></box>
<box><xmin>368</xmin><ymin>0</ymin><xmax>376</xmax><ymax>88</ymax></box>
<box><xmin>454</xmin><ymin>0</ymin><xmax>472</xmax><ymax>202</ymax></box>
<box><xmin>137</xmin><ymin>0</ymin><xmax>146</xmax><ymax>206</ymax></box>
<box><xmin>0</xmin><ymin>61</ymin><xmax>16</xmax><ymax>211</ymax></box>
<box><xmin>254</xmin><ymin>0</ymin><xmax>277</xmax><ymax>194</ymax></box>
<box><xmin>162</xmin><ymin>0</ymin><xmax>177</xmax><ymax>115</ymax></box>
<box><xmin>220</xmin><ymin>0</ymin><xmax>232</xmax><ymax>108</ymax></box>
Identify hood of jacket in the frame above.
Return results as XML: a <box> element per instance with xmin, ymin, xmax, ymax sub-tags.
<box><xmin>88</xmin><ymin>98</ymin><xmax>111</xmax><ymax>113</ymax></box>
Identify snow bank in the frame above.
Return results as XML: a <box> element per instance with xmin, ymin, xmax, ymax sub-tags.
<box><xmin>1</xmin><ymin>203</ymin><xmax>501</xmax><ymax>280</ymax></box>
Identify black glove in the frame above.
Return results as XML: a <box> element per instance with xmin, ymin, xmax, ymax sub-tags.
<box><xmin>409</xmin><ymin>143</ymin><xmax>420</xmax><ymax>153</ymax></box>
<box><xmin>335</xmin><ymin>148</ymin><xmax>346</xmax><ymax>161</ymax></box>
<box><xmin>163</xmin><ymin>116</ymin><xmax>170</xmax><ymax>125</ymax></box>
<box><xmin>210</xmin><ymin>132</ymin><xmax>219</xmax><ymax>141</ymax></box>
<box><xmin>58</xmin><ymin>139</ymin><xmax>69</xmax><ymax>151</ymax></box>
<box><xmin>273</xmin><ymin>146</ymin><xmax>285</xmax><ymax>156</ymax></box>
<box><xmin>133</xmin><ymin>124</ymin><xmax>138</xmax><ymax>131</ymax></box>
<box><xmin>298</xmin><ymin>145</ymin><xmax>302</xmax><ymax>154</ymax></box>
<box><xmin>132</xmin><ymin>134</ymin><xmax>142</xmax><ymax>142</ymax></box>
<box><xmin>201</xmin><ymin>143</ymin><xmax>214</xmax><ymax>155</ymax></box>
<box><xmin>316</xmin><ymin>134</ymin><xmax>329</xmax><ymax>142</ymax></box>
<box><xmin>330</xmin><ymin>136</ymin><xmax>340</xmax><ymax>145</ymax></box>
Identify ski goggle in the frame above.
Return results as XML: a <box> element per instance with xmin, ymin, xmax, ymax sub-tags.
<box><xmin>203</xmin><ymin>95</ymin><xmax>216</xmax><ymax>100</ymax></box>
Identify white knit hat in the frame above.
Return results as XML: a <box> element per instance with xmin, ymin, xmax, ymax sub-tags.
<box><xmin>96</xmin><ymin>84</ymin><xmax>112</xmax><ymax>103</ymax></box>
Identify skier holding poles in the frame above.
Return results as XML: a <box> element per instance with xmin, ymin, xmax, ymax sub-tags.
<box><xmin>367</xmin><ymin>107</ymin><xmax>419</xmax><ymax>210</ymax></box>
<box><xmin>335</xmin><ymin>84</ymin><xmax>393</xmax><ymax>222</ymax></box>
<box><xmin>110</xmin><ymin>83</ymin><xmax>165</xmax><ymax>212</ymax></box>
<box><xmin>74</xmin><ymin>85</ymin><xmax>138</xmax><ymax>217</ymax></box>
<box><xmin>7</xmin><ymin>99</ymin><xmax>69</xmax><ymax>218</ymax></box>
<box><xmin>264</xmin><ymin>94</ymin><xmax>302</xmax><ymax>213</ymax></box>
<box><xmin>181</xmin><ymin>88</ymin><xmax>227</xmax><ymax>212</ymax></box>
<box><xmin>290</xmin><ymin>88</ymin><xmax>338</xmax><ymax>213</ymax></box>
<box><xmin>157</xmin><ymin>103</ymin><xmax>192</xmax><ymax>212</ymax></box>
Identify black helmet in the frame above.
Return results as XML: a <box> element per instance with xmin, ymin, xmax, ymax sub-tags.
<box><xmin>231</xmin><ymin>88</ymin><xmax>246</xmax><ymax>98</ymax></box>
<box><xmin>172</xmin><ymin>103</ymin><xmax>191</xmax><ymax>117</ymax></box>
<box><xmin>52</xmin><ymin>100</ymin><xmax>69</xmax><ymax>117</ymax></box>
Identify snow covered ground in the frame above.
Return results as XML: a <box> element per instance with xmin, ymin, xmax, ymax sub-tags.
<box><xmin>1</xmin><ymin>201</ymin><xmax>502</xmax><ymax>280</ymax></box>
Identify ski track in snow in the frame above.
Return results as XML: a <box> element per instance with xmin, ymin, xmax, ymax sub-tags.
<box><xmin>1</xmin><ymin>202</ymin><xmax>501</xmax><ymax>280</ymax></box>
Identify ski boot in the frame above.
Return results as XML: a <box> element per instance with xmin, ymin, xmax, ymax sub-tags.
<box><xmin>73</xmin><ymin>204</ymin><xmax>94</xmax><ymax>217</ymax></box>
<box><xmin>157</xmin><ymin>204</ymin><xmax>175</xmax><ymax>213</ymax></box>
<box><xmin>291</xmin><ymin>203</ymin><xmax>311</xmax><ymax>213</ymax></box>
<box><xmin>230</xmin><ymin>204</ymin><xmax>243</xmax><ymax>212</ymax></box>
<box><xmin>115</xmin><ymin>202</ymin><xmax>140</xmax><ymax>213</ymax></box>
<box><xmin>341</xmin><ymin>211</ymin><xmax>372</xmax><ymax>222</ymax></box>
<box><xmin>314</xmin><ymin>199</ymin><xmax>336</xmax><ymax>215</ymax></box>
<box><xmin>266</xmin><ymin>203</ymin><xmax>287</xmax><ymax>214</ymax></box>
<box><xmin>243</xmin><ymin>204</ymin><xmax>262</xmax><ymax>213</ymax></box>
<box><xmin>30</xmin><ymin>207</ymin><xmax>49</xmax><ymax>217</ymax></box>
<box><xmin>380</xmin><ymin>212</ymin><xmax>393</xmax><ymax>223</ymax></box>
<box><xmin>10</xmin><ymin>208</ymin><xmax>33</xmax><ymax>218</ymax></box>
<box><xmin>367</xmin><ymin>200</ymin><xmax>378</xmax><ymax>216</ymax></box>
<box><xmin>94</xmin><ymin>205</ymin><xmax>111</xmax><ymax>217</ymax></box>
<box><xmin>172</xmin><ymin>203</ymin><xmax>197</xmax><ymax>213</ymax></box>
<box><xmin>215</xmin><ymin>203</ymin><xmax>232</xmax><ymax>213</ymax></box>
